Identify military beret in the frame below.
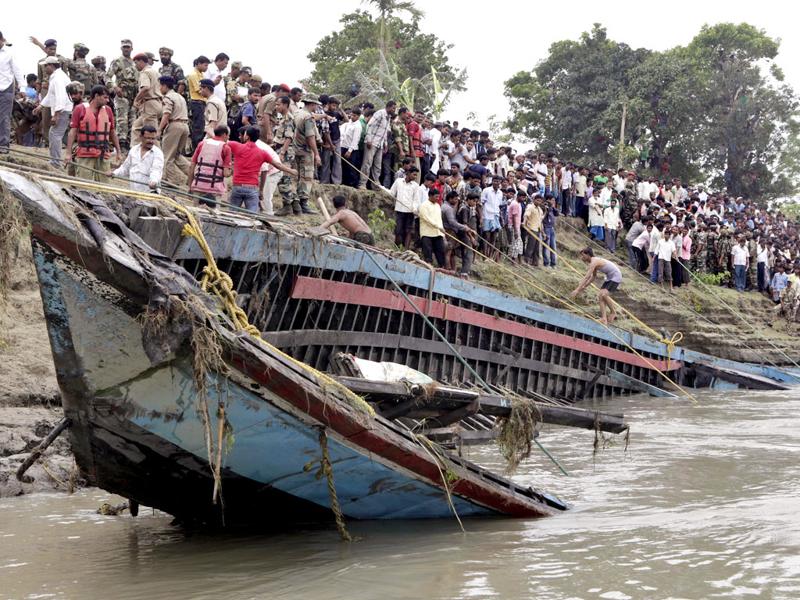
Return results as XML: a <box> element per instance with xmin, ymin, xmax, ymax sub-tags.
<box><xmin>74</xmin><ymin>42</ymin><xmax>89</xmax><ymax>51</ymax></box>
<box><xmin>199</xmin><ymin>78</ymin><xmax>215</xmax><ymax>89</ymax></box>
<box><xmin>279</xmin><ymin>83</ymin><xmax>291</xmax><ymax>92</ymax></box>
<box><xmin>91</xmin><ymin>56</ymin><xmax>106</xmax><ymax>65</ymax></box>
<box><xmin>159</xmin><ymin>47</ymin><xmax>173</xmax><ymax>55</ymax></box>
<box><xmin>120</xmin><ymin>39</ymin><xmax>133</xmax><ymax>47</ymax></box>
<box><xmin>231</xmin><ymin>61</ymin><xmax>243</xmax><ymax>69</ymax></box>
<box><xmin>133</xmin><ymin>53</ymin><xmax>148</xmax><ymax>62</ymax></box>
<box><xmin>302</xmin><ymin>93</ymin><xmax>321</xmax><ymax>105</ymax></box>
<box><xmin>249</xmin><ymin>75</ymin><xmax>262</xmax><ymax>85</ymax></box>
<box><xmin>42</xmin><ymin>56</ymin><xmax>61</xmax><ymax>66</ymax></box>
<box><xmin>159</xmin><ymin>76</ymin><xmax>175</xmax><ymax>86</ymax></box>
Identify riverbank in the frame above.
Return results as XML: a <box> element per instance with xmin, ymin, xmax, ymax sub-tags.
<box><xmin>0</xmin><ymin>239</ymin><xmax>74</xmax><ymax>497</ymax></box>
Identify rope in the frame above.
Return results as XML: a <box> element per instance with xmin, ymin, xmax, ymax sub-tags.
<box><xmin>0</xmin><ymin>160</ymin><xmax>374</xmax><ymax>415</ymax></box>
<box><xmin>556</xmin><ymin>213</ymin><xmax>798</xmax><ymax>372</ymax></box>
<box><xmin>318</xmin><ymin>428</ymin><xmax>352</xmax><ymax>542</ymax></box>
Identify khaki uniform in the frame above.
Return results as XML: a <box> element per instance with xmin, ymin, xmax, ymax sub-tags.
<box><xmin>160</xmin><ymin>90</ymin><xmax>191</xmax><ymax>185</ymax></box>
<box><xmin>273</xmin><ymin>114</ymin><xmax>297</xmax><ymax>209</ymax></box>
<box><xmin>257</xmin><ymin>93</ymin><xmax>277</xmax><ymax>141</ymax></box>
<box><xmin>131</xmin><ymin>67</ymin><xmax>163</xmax><ymax>145</ymax></box>
<box><xmin>107</xmin><ymin>56</ymin><xmax>138</xmax><ymax>144</ymax></box>
<box><xmin>291</xmin><ymin>108</ymin><xmax>317</xmax><ymax>211</ymax></box>
<box><xmin>204</xmin><ymin>96</ymin><xmax>228</xmax><ymax>137</ymax></box>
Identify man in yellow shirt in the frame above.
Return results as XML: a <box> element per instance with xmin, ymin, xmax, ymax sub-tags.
<box><xmin>186</xmin><ymin>55</ymin><xmax>210</xmax><ymax>148</ymax></box>
<box><xmin>418</xmin><ymin>187</ymin><xmax>446</xmax><ymax>267</ymax></box>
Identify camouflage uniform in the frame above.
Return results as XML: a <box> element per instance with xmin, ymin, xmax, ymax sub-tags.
<box><xmin>621</xmin><ymin>184</ymin><xmax>638</xmax><ymax>228</ymax></box>
<box><xmin>107</xmin><ymin>54</ymin><xmax>138</xmax><ymax>146</ymax></box>
<box><xmin>391</xmin><ymin>117</ymin><xmax>410</xmax><ymax>171</ymax></box>
<box><xmin>692</xmin><ymin>230</ymin><xmax>707</xmax><ymax>273</ymax></box>
<box><xmin>91</xmin><ymin>57</ymin><xmax>107</xmax><ymax>87</ymax></box>
<box><xmin>67</xmin><ymin>58</ymin><xmax>98</xmax><ymax>91</ymax></box>
<box><xmin>291</xmin><ymin>105</ymin><xmax>319</xmax><ymax>214</ymax></box>
<box><xmin>747</xmin><ymin>237</ymin><xmax>758</xmax><ymax>289</ymax></box>
<box><xmin>158</xmin><ymin>61</ymin><xmax>186</xmax><ymax>91</ymax></box>
<box><xmin>273</xmin><ymin>113</ymin><xmax>297</xmax><ymax>210</ymax></box>
<box><xmin>705</xmin><ymin>232</ymin><xmax>718</xmax><ymax>274</ymax></box>
<box><xmin>717</xmin><ymin>233</ymin><xmax>733</xmax><ymax>276</ymax></box>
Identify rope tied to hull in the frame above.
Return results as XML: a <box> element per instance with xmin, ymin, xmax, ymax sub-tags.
<box><xmin>317</xmin><ymin>428</ymin><xmax>352</xmax><ymax>542</ymax></box>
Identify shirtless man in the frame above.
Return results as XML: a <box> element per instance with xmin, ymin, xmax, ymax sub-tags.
<box><xmin>314</xmin><ymin>195</ymin><xmax>375</xmax><ymax>245</ymax></box>
<box><xmin>569</xmin><ymin>247</ymin><xmax>623</xmax><ymax>325</ymax></box>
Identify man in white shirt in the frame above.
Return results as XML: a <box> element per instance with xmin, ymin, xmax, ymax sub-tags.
<box><xmin>388</xmin><ymin>166</ymin><xmax>420</xmax><ymax>248</ymax></box>
<box><xmin>481</xmin><ymin>176</ymin><xmax>504</xmax><ymax>257</ymax></box>
<box><xmin>255</xmin><ymin>137</ymin><xmax>282</xmax><ymax>215</ymax></box>
<box><xmin>731</xmin><ymin>237</ymin><xmax>750</xmax><ymax>292</ymax></box>
<box><xmin>111</xmin><ymin>125</ymin><xmax>164</xmax><ymax>191</ymax></box>
<box><xmin>603</xmin><ymin>198</ymin><xmax>622</xmax><ymax>253</ymax></box>
<box><xmin>0</xmin><ymin>31</ymin><xmax>25</xmax><ymax>155</ymax></box>
<box><xmin>205</xmin><ymin>53</ymin><xmax>229</xmax><ymax>103</ymax></box>
<box><xmin>428</xmin><ymin>121</ymin><xmax>442</xmax><ymax>174</ymax></box>
<box><xmin>34</xmin><ymin>56</ymin><xmax>72</xmax><ymax>166</ymax></box>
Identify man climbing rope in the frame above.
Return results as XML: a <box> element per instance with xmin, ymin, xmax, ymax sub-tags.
<box><xmin>570</xmin><ymin>247</ymin><xmax>623</xmax><ymax>325</ymax></box>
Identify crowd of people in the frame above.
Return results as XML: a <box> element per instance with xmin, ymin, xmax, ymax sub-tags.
<box><xmin>0</xmin><ymin>31</ymin><xmax>798</xmax><ymax>323</ymax></box>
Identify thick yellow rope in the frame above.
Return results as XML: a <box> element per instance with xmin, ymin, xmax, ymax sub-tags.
<box><xmin>318</xmin><ymin>428</ymin><xmax>352</xmax><ymax>542</ymax></box>
<box><xmin>33</xmin><ymin>173</ymin><xmax>375</xmax><ymax>416</ymax></box>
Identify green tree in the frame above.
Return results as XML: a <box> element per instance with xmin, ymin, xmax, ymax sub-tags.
<box><xmin>305</xmin><ymin>4</ymin><xmax>464</xmax><ymax>112</ymax></box>
<box><xmin>504</xmin><ymin>25</ymin><xmax>649</xmax><ymax>165</ymax></box>
<box><xmin>686</xmin><ymin>23</ymin><xmax>798</xmax><ymax>198</ymax></box>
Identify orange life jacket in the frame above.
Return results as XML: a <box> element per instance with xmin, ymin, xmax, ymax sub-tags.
<box><xmin>190</xmin><ymin>139</ymin><xmax>227</xmax><ymax>195</ymax></box>
<box><xmin>76</xmin><ymin>105</ymin><xmax>112</xmax><ymax>159</ymax></box>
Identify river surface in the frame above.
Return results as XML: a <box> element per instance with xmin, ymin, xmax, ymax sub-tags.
<box><xmin>2</xmin><ymin>389</ymin><xmax>800</xmax><ymax>599</ymax></box>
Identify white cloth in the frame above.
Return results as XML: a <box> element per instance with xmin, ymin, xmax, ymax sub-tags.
<box><xmin>340</xmin><ymin>120</ymin><xmax>361</xmax><ymax>152</ymax></box>
<box><xmin>428</xmin><ymin>127</ymin><xmax>442</xmax><ymax>173</ymax></box>
<box><xmin>205</xmin><ymin>63</ymin><xmax>227</xmax><ymax>102</ymax></box>
<box><xmin>603</xmin><ymin>205</ymin><xmax>621</xmax><ymax>230</ymax></box>
<box><xmin>481</xmin><ymin>186</ymin><xmax>503</xmax><ymax>220</ymax></box>
<box><xmin>39</xmin><ymin>68</ymin><xmax>72</xmax><ymax>114</ymax></box>
<box><xmin>656</xmin><ymin>238</ymin><xmax>676</xmax><ymax>261</ymax></box>
<box><xmin>255</xmin><ymin>139</ymin><xmax>282</xmax><ymax>214</ymax></box>
<box><xmin>731</xmin><ymin>244</ymin><xmax>749</xmax><ymax>266</ymax></box>
<box><xmin>113</xmin><ymin>144</ymin><xmax>164</xmax><ymax>191</ymax></box>
<box><xmin>0</xmin><ymin>46</ymin><xmax>24</xmax><ymax>90</ymax></box>
<box><xmin>389</xmin><ymin>178</ymin><xmax>420</xmax><ymax>214</ymax></box>
<box><xmin>588</xmin><ymin>196</ymin><xmax>605</xmax><ymax>227</ymax></box>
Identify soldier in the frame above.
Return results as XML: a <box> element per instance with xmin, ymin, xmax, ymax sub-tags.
<box><xmin>226</xmin><ymin>65</ymin><xmax>251</xmax><ymax>126</ymax></box>
<box><xmin>67</xmin><ymin>43</ymin><xmax>97</xmax><ymax>91</ymax></box>
<box><xmin>692</xmin><ymin>224</ymin><xmax>707</xmax><ymax>273</ymax></box>
<box><xmin>145</xmin><ymin>52</ymin><xmax>156</xmax><ymax>66</ymax></box>
<box><xmin>291</xmin><ymin>93</ymin><xmax>322</xmax><ymax>215</ymax></box>
<box><xmin>705</xmin><ymin>226</ymin><xmax>718</xmax><ymax>274</ymax></box>
<box><xmin>131</xmin><ymin>53</ymin><xmax>163</xmax><ymax>146</ymax></box>
<box><xmin>746</xmin><ymin>232</ymin><xmax>758</xmax><ymax>290</ymax></box>
<box><xmin>156</xmin><ymin>76</ymin><xmax>191</xmax><ymax>186</ymax></box>
<box><xmin>273</xmin><ymin>96</ymin><xmax>298</xmax><ymax>214</ymax></box>
<box><xmin>106</xmin><ymin>39</ymin><xmax>138</xmax><ymax>150</ymax></box>
<box><xmin>91</xmin><ymin>56</ymin><xmax>107</xmax><ymax>87</ymax></box>
<box><xmin>717</xmin><ymin>228</ymin><xmax>733</xmax><ymax>278</ymax></box>
<box><xmin>158</xmin><ymin>48</ymin><xmax>185</xmax><ymax>94</ymax></box>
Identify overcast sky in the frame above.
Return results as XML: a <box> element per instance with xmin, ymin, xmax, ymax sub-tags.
<box><xmin>4</xmin><ymin>0</ymin><xmax>798</xmax><ymax>132</ymax></box>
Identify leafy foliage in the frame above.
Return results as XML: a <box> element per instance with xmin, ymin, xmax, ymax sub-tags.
<box><xmin>504</xmin><ymin>23</ymin><xmax>799</xmax><ymax>199</ymax></box>
<box><xmin>305</xmin><ymin>3</ymin><xmax>464</xmax><ymax>113</ymax></box>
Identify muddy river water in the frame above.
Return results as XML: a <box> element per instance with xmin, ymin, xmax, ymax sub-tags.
<box><xmin>2</xmin><ymin>389</ymin><xmax>799</xmax><ymax>599</ymax></box>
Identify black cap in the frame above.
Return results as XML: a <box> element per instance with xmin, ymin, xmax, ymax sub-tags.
<box><xmin>158</xmin><ymin>76</ymin><xmax>175</xmax><ymax>86</ymax></box>
<box><xmin>44</xmin><ymin>39</ymin><xmax>57</xmax><ymax>47</ymax></box>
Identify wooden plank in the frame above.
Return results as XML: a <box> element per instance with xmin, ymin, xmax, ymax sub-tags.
<box><xmin>336</xmin><ymin>377</ymin><xmax>628</xmax><ymax>434</ymax></box>
<box><xmin>291</xmin><ymin>276</ymin><xmax>680</xmax><ymax>372</ymax></box>
<box><xmin>606</xmin><ymin>368</ymin><xmax>678</xmax><ymax>398</ymax></box>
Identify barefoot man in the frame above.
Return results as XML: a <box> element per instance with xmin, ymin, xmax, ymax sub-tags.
<box><xmin>570</xmin><ymin>247</ymin><xmax>622</xmax><ymax>325</ymax></box>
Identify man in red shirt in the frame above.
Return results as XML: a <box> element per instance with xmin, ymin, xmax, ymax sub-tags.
<box><xmin>227</xmin><ymin>126</ymin><xmax>297</xmax><ymax>212</ymax></box>
<box><xmin>65</xmin><ymin>85</ymin><xmax>121</xmax><ymax>182</ymax></box>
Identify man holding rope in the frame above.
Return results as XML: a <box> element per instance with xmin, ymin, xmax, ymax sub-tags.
<box><xmin>570</xmin><ymin>247</ymin><xmax>623</xmax><ymax>325</ymax></box>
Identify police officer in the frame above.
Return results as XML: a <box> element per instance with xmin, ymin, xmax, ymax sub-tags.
<box><xmin>106</xmin><ymin>39</ymin><xmax>138</xmax><ymax>150</ymax></box>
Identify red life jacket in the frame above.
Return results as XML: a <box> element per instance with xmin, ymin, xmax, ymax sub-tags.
<box><xmin>76</xmin><ymin>105</ymin><xmax>112</xmax><ymax>159</ymax></box>
<box><xmin>190</xmin><ymin>139</ymin><xmax>227</xmax><ymax>195</ymax></box>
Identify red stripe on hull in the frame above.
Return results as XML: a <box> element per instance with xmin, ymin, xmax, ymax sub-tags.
<box><xmin>291</xmin><ymin>276</ymin><xmax>679</xmax><ymax>372</ymax></box>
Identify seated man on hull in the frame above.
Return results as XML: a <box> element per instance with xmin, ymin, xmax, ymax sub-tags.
<box><xmin>570</xmin><ymin>247</ymin><xmax>623</xmax><ymax>325</ymax></box>
<box><xmin>312</xmin><ymin>195</ymin><xmax>375</xmax><ymax>245</ymax></box>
